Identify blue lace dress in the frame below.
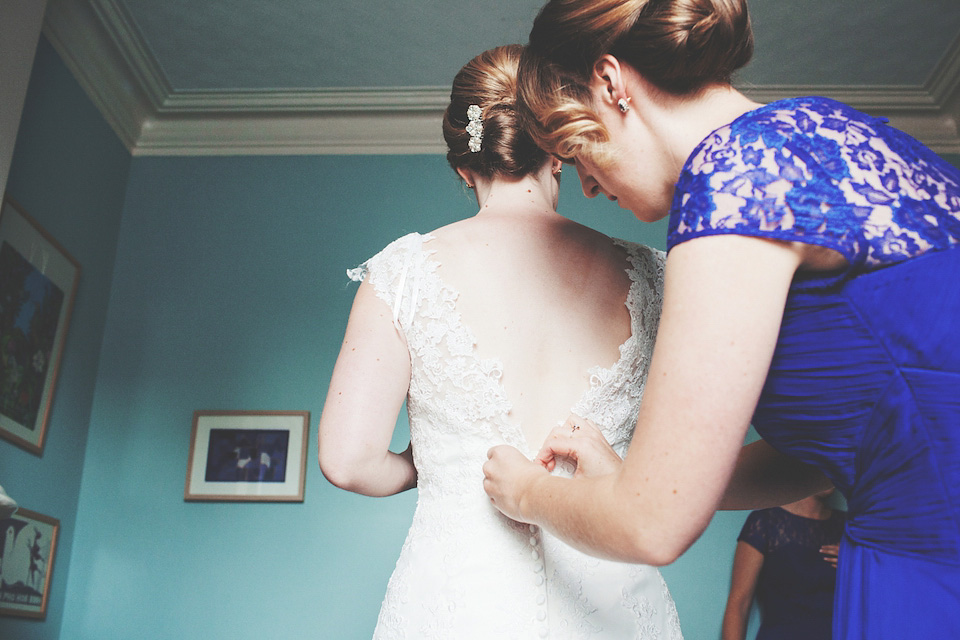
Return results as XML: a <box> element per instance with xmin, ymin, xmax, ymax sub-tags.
<box><xmin>738</xmin><ymin>507</ymin><xmax>845</xmax><ymax>639</ymax></box>
<box><xmin>668</xmin><ymin>96</ymin><xmax>960</xmax><ymax>639</ymax></box>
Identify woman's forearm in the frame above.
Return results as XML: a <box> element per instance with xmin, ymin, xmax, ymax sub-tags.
<box><xmin>721</xmin><ymin>439</ymin><xmax>833</xmax><ymax>510</ymax></box>
<box><xmin>720</xmin><ymin>601</ymin><xmax>749</xmax><ymax>640</ymax></box>
<box><xmin>722</xmin><ymin>541</ymin><xmax>764</xmax><ymax>640</ymax></box>
<box><xmin>520</xmin><ymin>473</ymin><xmax>652</xmax><ymax>562</ymax></box>
<box><xmin>518</xmin><ymin>466</ymin><xmax>713</xmax><ymax>565</ymax></box>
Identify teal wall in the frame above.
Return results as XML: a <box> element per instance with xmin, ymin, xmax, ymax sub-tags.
<box><xmin>0</xmin><ymin>36</ymin><xmax>131</xmax><ymax>640</ymax></box>
<box><xmin>60</xmin><ymin>152</ymin><xmax>743</xmax><ymax>640</ymax></box>
<box><xmin>4</xmin><ymin>35</ymin><xmax>960</xmax><ymax>640</ymax></box>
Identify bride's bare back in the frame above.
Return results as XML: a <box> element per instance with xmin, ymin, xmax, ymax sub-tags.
<box><xmin>429</xmin><ymin>209</ymin><xmax>634</xmax><ymax>449</ymax></box>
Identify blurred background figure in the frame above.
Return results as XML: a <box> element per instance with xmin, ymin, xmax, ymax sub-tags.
<box><xmin>722</xmin><ymin>490</ymin><xmax>844</xmax><ymax>640</ymax></box>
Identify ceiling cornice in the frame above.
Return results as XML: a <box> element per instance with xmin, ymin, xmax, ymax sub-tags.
<box><xmin>43</xmin><ymin>0</ymin><xmax>960</xmax><ymax>156</ymax></box>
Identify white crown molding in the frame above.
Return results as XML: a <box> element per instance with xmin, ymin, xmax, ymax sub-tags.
<box><xmin>42</xmin><ymin>0</ymin><xmax>960</xmax><ymax>156</ymax></box>
<box><xmin>87</xmin><ymin>0</ymin><xmax>171</xmax><ymax>108</ymax></box>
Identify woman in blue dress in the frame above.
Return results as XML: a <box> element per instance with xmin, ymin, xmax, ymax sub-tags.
<box><xmin>481</xmin><ymin>0</ymin><xmax>960</xmax><ymax>637</ymax></box>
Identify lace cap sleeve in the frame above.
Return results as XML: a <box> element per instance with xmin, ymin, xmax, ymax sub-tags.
<box><xmin>667</xmin><ymin>96</ymin><xmax>960</xmax><ymax>285</ymax></box>
<box><xmin>738</xmin><ymin>509</ymin><xmax>773</xmax><ymax>554</ymax></box>
<box><xmin>346</xmin><ymin>232</ymin><xmax>431</xmax><ymax>332</ymax></box>
<box><xmin>668</xmin><ymin>100</ymin><xmax>865</xmax><ymax>264</ymax></box>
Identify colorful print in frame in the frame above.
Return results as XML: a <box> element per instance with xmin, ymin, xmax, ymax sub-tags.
<box><xmin>0</xmin><ymin>196</ymin><xmax>80</xmax><ymax>455</ymax></box>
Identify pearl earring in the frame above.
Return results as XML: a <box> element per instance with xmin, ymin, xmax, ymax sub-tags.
<box><xmin>617</xmin><ymin>97</ymin><xmax>631</xmax><ymax>113</ymax></box>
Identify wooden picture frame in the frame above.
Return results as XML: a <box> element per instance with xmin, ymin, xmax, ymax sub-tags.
<box><xmin>0</xmin><ymin>195</ymin><xmax>80</xmax><ymax>455</ymax></box>
<box><xmin>0</xmin><ymin>507</ymin><xmax>60</xmax><ymax>619</ymax></box>
<box><xmin>185</xmin><ymin>410</ymin><xmax>310</xmax><ymax>502</ymax></box>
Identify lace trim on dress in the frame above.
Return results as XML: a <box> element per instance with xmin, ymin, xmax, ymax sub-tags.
<box><xmin>572</xmin><ymin>240</ymin><xmax>666</xmax><ymax>454</ymax></box>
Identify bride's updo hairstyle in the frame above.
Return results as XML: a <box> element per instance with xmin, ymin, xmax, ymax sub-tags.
<box><xmin>517</xmin><ymin>0</ymin><xmax>753</xmax><ymax>164</ymax></box>
<box><xmin>443</xmin><ymin>45</ymin><xmax>549</xmax><ymax>181</ymax></box>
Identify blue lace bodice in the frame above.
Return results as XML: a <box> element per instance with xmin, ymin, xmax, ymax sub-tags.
<box><xmin>667</xmin><ymin>96</ymin><xmax>960</xmax><ymax>287</ymax></box>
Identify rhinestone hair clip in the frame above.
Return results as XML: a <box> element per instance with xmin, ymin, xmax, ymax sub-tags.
<box><xmin>466</xmin><ymin>104</ymin><xmax>483</xmax><ymax>153</ymax></box>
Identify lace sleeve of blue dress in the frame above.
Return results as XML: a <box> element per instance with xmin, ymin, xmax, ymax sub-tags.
<box><xmin>666</xmin><ymin>96</ymin><xmax>960</xmax><ymax>289</ymax></box>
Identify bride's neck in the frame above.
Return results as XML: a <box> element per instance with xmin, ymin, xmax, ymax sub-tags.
<box><xmin>472</xmin><ymin>170</ymin><xmax>559</xmax><ymax>218</ymax></box>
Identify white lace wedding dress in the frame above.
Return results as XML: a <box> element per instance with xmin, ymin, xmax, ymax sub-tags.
<box><xmin>349</xmin><ymin>232</ymin><xmax>683</xmax><ymax>640</ymax></box>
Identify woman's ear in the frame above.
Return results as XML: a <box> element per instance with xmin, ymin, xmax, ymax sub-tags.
<box><xmin>550</xmin><ymin>156</ymin><xmax>564</xmax><ymax>174</ymax></box>
<box><xmin>591</xmin><ymin>54</ymin><xmax>629</xmax><ymax>110</ymax></box>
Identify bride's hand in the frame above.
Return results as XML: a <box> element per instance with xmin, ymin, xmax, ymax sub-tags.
<box><xmin>483</xmin><ymin>445</ymin><xmax>548</xmax><ymax>523</ymax></box>
<box><xmin>536</xmin><ymin>415</ymin><xmax>622</xmax><ymax>478</ymax></box>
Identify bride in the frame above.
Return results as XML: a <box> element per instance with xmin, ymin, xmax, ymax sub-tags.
<box><xmin>317</xmin><ymin>45</ymin><xmax>683</xmax><ymax>639</ymax></box>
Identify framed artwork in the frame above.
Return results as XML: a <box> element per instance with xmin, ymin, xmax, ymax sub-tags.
<box><xmin>0</xmin><ymin>196</ymin><xmax>81</xmax><ymax>455</ymax></box>
<box><xmin>185</xmin><ymin>410</ymin><xmax>310</xmax><ymax>502</ymax></box>
<box><xmin>0</xmin><ymin>507</ymin><xmax>60</xmax><ymax>619</ymax></box>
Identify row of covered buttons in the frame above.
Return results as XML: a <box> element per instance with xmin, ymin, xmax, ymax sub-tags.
<box><xmin>529</xmin><ymin>523</ymin><xmax>549</xmax><ymax>638</ymax></box>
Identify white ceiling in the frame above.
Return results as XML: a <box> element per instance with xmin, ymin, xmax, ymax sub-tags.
<box><xmin>41</xmin><ymin>0</ymin><xmax>960</xmax><ymax>156</ymax></box>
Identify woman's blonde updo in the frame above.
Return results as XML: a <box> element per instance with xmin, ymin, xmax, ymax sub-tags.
<box><xmin>443</xmin><ymin>45</ymin><xmax>549</xmax><ymax>180</ymax></box>
<box><xmin>518</xmin><ymin>0</ymin><xmax>753</xmax><ymax>163</ymax></box>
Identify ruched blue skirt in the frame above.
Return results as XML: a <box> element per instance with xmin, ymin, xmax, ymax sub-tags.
<box><xmin>753</xmin><ymin>247</ymin><xmax>960</xmax><ymax>639</ymax></box>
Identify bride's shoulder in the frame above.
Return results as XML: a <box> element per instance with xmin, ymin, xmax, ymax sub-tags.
<box><xmin>420</xmin><ymin>217</ymin><xmax>505</xmax><ymax>259</ymax></box>
<box><xmin>423</xmin><ymin>219</ymin><xmax>468</xmax><ymax>245</ymax></box>
<box><xmin>371</xmin><ymin>231</ymin><xmax>430</xmax><ymax>262</ymax></box>
<box><xmin>348</xmin><ymin>231</ymin><xmax>431</xmax><ymax>283</ymax></box>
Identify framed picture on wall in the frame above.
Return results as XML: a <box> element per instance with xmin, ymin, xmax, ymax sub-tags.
<box><xmin>0</xmin><ymin>507</ymin><xmax>60</xmax><ymax>619</ymax></box>
<box><xmin>0</xmin><ymin>195</ymin><xmax>81</xmax><ymax>455</ymax></box>
<box><xmin>185</xmin><ymin>410</ymin><xmax>310</xmax><ymax>502</ymax></box>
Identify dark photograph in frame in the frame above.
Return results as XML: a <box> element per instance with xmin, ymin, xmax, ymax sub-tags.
<box><xmin>185</xmin><ymin>410</ymin><xmax>310</xmax><ymax>502</ymax></box>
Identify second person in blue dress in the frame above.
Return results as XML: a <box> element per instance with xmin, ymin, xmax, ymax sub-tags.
<box><xmin>722</xmin><ymin>490</ymin><xmax>844</xmax><ymax>640</ymax></box>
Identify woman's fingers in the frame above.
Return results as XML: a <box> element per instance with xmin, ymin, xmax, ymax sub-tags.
<box><xmin>820</xmin><ymin>544</ymin><xmax>840</xmax><ymax>568</ymax></box>
<box><xmin>535</xmin><ymin>415</ymin><xmax>622</xmax><ymax>478</ymax></box>
<box><xmin>483</xmin><ymin>445</ymin><xmax>546</xmax><ymax>522</ymax></box>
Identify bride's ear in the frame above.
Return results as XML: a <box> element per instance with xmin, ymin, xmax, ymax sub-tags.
<box><xmin>456</xmin><ymin>167</ymin><xmax>475</xmax><ymax>188</ymax></box>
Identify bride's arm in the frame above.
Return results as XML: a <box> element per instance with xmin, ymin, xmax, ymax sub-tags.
<box><xmin>483</xmin><ymin>235</ymin><xmax>804</xmax><ymax>564</ymax></box>
<box><xmin>318</xmin><ymin>279</ymin><xmax>416</xmax><ymax>497</ymax></box>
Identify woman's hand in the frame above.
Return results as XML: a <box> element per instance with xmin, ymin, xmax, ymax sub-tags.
<box><xmin>483</xmin><ymin>445</ymin><xmax>549</xmax><ymax>522</ymax></box>
<box><xmin>820</xmin><ymin>544</ymin><xmax>840</xmax><ymax>569</ymax></box>
<box><xmin>536</xmin><ymin>415</ymin><xmax>622</xmax><ymax>477</ymax></box>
